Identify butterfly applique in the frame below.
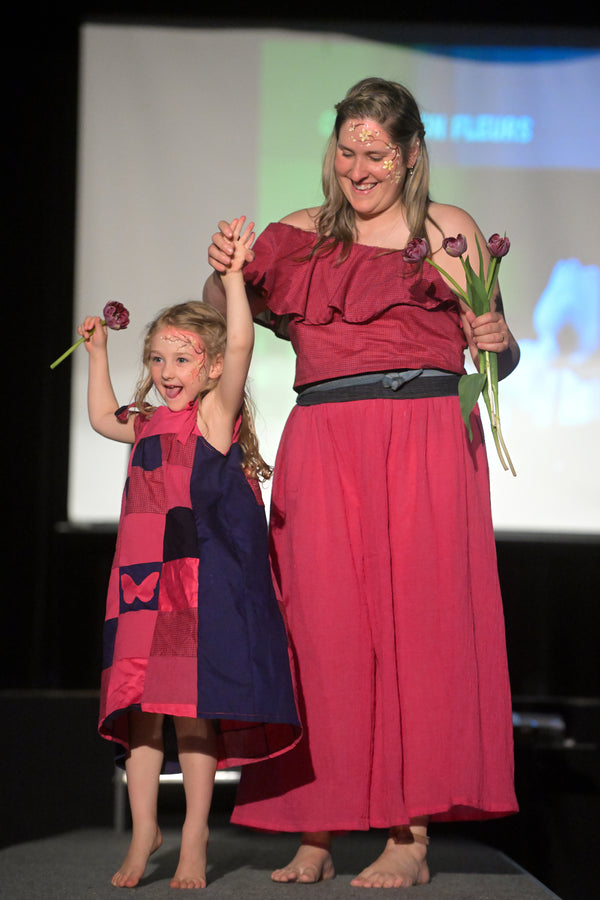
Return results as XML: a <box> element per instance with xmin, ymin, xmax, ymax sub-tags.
<box><xmin>120</xmin><ymin>570</ymin><xmax>160</xmax><ymax>607</ymax></box>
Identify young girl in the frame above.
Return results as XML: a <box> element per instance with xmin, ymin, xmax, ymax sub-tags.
<box><xmin>79</xmin><ymin>217</ymin><xmax>300</xmax><ymax>889</ymax></box>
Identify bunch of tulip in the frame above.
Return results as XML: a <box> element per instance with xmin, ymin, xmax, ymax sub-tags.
<box><xmin>403</xmin><ymin>233</ymin><xmax>515</xmax><ymax>475</ymax></box>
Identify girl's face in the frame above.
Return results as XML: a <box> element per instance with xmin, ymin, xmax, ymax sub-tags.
<box><xmin>149</xmin><ymin>327</ymin><xmax>221</xmax><ymax>411</ymax></box>
<box><xmin>334</xmin><ymin>118</ymin><xmax>410</xmax><ymax>218</ymax></box>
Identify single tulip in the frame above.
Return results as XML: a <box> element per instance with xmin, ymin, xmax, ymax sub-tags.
<box><xmin>50</xmin><ymin>301</ymin><xmax>131</xmax><ymax>369</ymax></box>
<box><xmin>402</xmin><ymin>237</ymin><xmax>429</xmax><ymax>262</ymax></box>
<box><xmin>442</xmin><ymin>234</ymin><xmax>468</xmax><ymax>257</ymax></box>
<box><xmin>487</xmin><ymin>233</ymin><xmax>510</xmax><ymax>258</ymax></box>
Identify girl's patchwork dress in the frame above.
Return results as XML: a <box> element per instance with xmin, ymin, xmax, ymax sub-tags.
<box><xmin>230</xmin><ymin>222</ymin><xmax>518</xmax><ymax>830</ymax></box>
<box><xmin>99</xmin><ymin>402</ymin><xmax>300</xmax><ymax>771</ymax></box>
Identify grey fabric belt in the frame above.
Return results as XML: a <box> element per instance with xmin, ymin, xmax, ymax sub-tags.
<box><xmin>295</xmin><ymin>369</ymin><xmax>460</xmax><ymax>405</ymax></box>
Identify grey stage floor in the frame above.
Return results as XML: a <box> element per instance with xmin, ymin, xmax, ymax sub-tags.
<box><xmin>0</xmin><ymin>822</ymin><xmax>561</xmax><ymax>899</ymax></box>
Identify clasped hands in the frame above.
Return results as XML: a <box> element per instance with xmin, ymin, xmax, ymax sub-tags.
<box><xmin>209</xmin><ymin>218</ymin><xmax>255</xmax><ymax>275</ymax></box>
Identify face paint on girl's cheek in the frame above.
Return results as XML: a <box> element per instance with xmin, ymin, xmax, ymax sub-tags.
<box><xmin>160</xmin><ymin>330</ymin><xmax>207</xmax><ymax>378</ymax></box>
<box><xmin>191</xmin><ymin>357</ymin><xmax>206</xmax><ymax>380</ymax></box>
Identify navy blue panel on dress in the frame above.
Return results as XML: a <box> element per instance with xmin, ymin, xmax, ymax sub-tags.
<box><xmin>131</xmin><ymin>434</ymin><xmax>162</xmax><ymax>471</ymax></box>
<box><xmin>163</xmin><ymin>506</ymin><xmax>199</xmax><ymax>561</ymax></box>
<box><xmin>190</xmin><ymin>439</ymin><xmax>299</xmax><ymax>726</ymax></box>
<box><xmin>102</xmin><ymin>617</ymin><xmax>118</xmax><ymax>669</ymax></box>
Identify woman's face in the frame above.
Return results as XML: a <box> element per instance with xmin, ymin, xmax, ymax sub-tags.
<box><xmin>334</xmin><ymin>118</ymin><xmax>409</xmax><ymax>218</ymax></box>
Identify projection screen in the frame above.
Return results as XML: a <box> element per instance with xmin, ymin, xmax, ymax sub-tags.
<box><xmin>68</xmin><ymin>23</ymin><xmax>600</xmax><ymax>534</ymax></box>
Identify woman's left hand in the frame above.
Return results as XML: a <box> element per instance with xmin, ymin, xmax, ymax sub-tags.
<box><xmin>465</xmin><ymin>309</ymin><xmax>510</xmax><ymax>353</ymax></box>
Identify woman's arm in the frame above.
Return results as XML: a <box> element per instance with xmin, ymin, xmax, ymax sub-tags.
<box><xmin>202</xmin><ymin>270</ymin><xmax>227</xmax><ymax>316</ymax></box>
<box><xmin>78</xmin><ymin>316</ymin><xmax>136</xmax><ymax>443</ymax></box>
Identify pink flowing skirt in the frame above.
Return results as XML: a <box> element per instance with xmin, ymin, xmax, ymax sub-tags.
<box><xmin>232</xmin><ymin>395</ymin><xmax>518</xmax><ymax>831</ymax></box>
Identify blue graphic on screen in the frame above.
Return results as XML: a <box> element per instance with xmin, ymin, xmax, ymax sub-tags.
<box><xmin>423</xmin><ymin>113</ymin><xmax>534</xmax><ymax>145</ymax></box>
<box><xmin>503</xmin><ymin>260</ymin><xmax>600</xmax><ymax>428</ymax></box>
<box><xmin>420</xmin><ymin>48</ymin><xmax>600</xmax><ymax>169</ymax></box>
<box><xmin>425</xmin><ymin>48</ymin><xmax>600</xmax><ymax>433</ymax></box>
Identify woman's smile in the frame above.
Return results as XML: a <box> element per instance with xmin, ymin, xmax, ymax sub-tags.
<box><xmin>350</xmin><ymin>180</ymin><xmax>378</xmax><ymax>192</ymax></box>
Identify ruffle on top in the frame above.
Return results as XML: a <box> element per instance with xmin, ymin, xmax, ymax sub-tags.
<box><xmin>244</xmin><ymin>222</ymin><xmax>459</xmax><ymax>334</ymax></box>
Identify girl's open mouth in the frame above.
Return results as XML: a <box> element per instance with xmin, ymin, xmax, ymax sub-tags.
<box><xmin>164</xmin><ymin>385</ymin><xmax>183</xmax><ymax>400</ymax></box>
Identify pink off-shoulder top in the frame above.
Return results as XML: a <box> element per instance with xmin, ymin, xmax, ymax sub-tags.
<box><xmin>243</xmin><ymin>222</ymin><xmax>468</xmax><ymax>389</ymax></box>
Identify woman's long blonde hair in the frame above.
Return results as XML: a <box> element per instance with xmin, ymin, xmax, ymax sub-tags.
<box><xmin>132</xmin><ymin>301</ymin><xmax>272</xmax><ymax>481</ymax></box>
<box><xmin>314</xmin><ymin>77</ymin><xmax>434</xmax><ymax>258</ymax></box>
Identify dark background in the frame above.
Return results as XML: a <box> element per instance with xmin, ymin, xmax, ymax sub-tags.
<box><xmin>4</xmin><ymin>5</ymin><xmax>600</xmax><ymax>900</ymax></box>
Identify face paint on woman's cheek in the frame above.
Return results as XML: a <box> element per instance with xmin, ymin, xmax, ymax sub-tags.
<box><xmin>345</xmin><ymin>120</ymin><xmax>401</xmax><ymax>180</ymax></box>
<box><xmin>382</xmin><ymin>148</ymin><xmax>402</xmax><ymax>182</ymax></box>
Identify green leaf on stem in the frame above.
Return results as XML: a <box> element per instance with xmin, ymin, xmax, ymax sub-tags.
<box><xmin>458</xmin><ymin>372</ymin><xmax>486</xmax><ymax>440</ymax></box>
<box><xmin>461</xmin><ymin>257</ymin><xmax>489</xmax><ymax>317</ymax></box>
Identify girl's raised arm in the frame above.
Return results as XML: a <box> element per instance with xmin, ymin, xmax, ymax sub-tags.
<box><xmin>79</xmin><ymin>315</ymin><xmax>136</xmax><ymax>443</ymax></box>
<box><xmin>209</xmin><ymin>218</ymin><xmax>256</xmax><ymax>425</ymax></box>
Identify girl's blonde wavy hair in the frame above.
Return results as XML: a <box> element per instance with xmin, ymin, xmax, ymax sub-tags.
<box><xmin>314</xmin><ymin>77</ymin><xmax>436</xmax><ymax>259</ymax></box>
<box><xmin>132</xmin><ymin>300</ymin><xmax>272</xmax><ymax>481</ymax></box>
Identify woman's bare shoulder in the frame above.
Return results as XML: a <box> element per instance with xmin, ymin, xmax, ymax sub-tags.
<box><xmin>279</xmin><ymin>207</ymin><xmax>321</xmax><ymax>231</ymax></box>
<box><xmin>428</xmin><ymin>201</ymin><xmax>479</xmax><ymax>235</ymax></box>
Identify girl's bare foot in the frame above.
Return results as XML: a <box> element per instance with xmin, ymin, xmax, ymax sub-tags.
<box><xmin>271</xmin><ymin>842</ymin><xmax>335</xmax><ymax>883</ymax></box>
<box><xmin>112</xmin><ymin>824</ymin><xmax>162</xmax><ymax>888</ymax></box>
<box><xmin>350</xmin><ymin>827</ymin><xmax>429</xmax><ymax>889</ymax></box>
<box><xmin>169</xmin><ymin>823</ymin><xmax>209</xmax><ymax>889</ymax></box>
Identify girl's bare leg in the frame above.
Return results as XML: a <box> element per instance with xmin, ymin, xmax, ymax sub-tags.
<box><xmin>112</xmin><ymin>711</ymin><xmax>165</xmax><ymax>888</ymax></box>
<box><xmin>169</xmin><ymin>717</ymin><xmax>218</xmax><ymax>889</ymax></box>
<box><xmin>350</xmin><ymin>817</ymin><xmax>430</xmax><ymax>888</ymax></box>
<box><xmin>271</xmin><ymin>832</ymin><xmax>335</xmax><ymax>883</ymax></box>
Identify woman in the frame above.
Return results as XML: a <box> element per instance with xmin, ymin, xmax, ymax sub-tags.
<box><xmin>204</xmin><ymin>77</ymin><xmax>519</xmax><ymax>889</ymax></box>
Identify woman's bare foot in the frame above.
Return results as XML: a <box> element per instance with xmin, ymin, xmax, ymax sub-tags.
<box><xmin>112</xmin><ymin>823</ymin><xmax>162</xmax><ymax>888</ymax></box>
<box><xmin>271</xmin><ymin>841</ymin><xmax>335</xmax><ymax>884</ymax></box>
<box><xmin>350</xmin><ymin>827</ymin><xmax>430</xmax><ymax>889</ymax></box>
<box><xmin>169</xmin><ymin>823</ymin><xmax>209</xmax><ymax>889</ymax></box>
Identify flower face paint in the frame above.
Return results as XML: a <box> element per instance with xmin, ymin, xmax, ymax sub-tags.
<box><xmin>345</xmin><ymin>120</ymin><xmax>401</xmax><ymax>180</ymax></box>
<box><xmin>334</xmin><ymin>119</ymin><xmax>409</xmax><ymax>219</ymax></box>
<box><xmin>149</xmin><ymin>327</ymin><xmax>210</xmax><ymax>410</ymax></box>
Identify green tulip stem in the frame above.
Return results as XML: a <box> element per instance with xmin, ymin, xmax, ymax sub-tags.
<box><xmin>426</xmin><ymin>259</ymin><xmax>471</xmax><ymax>308</ymax></box>
<box><xmin>49</xmin><ymin>337</ymin><xmax>86</xmax><ymax>369</ymax></box>
<box><xmin>483</xmin><ymin>352</ymin><xmax>497</xmax><ymax>428</ymax></box>
<box><xmin>50</xmin><ymin>321</ymin><xmax>104</xmax><ymax>370</ymax></box>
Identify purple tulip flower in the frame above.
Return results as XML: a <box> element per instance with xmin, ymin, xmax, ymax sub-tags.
<box><xmin>102</xmin><ymin>300</ymin><xmax>130</xmax><ymax>330</ymax></box>
<box><xmin>442</xmin><ymin>234</ymin><xmax>468</xmax><ymax>257</ymax></box>
<box><xmin>487</xmin><ymin>233</ymin><xmax>511</xmax><ymax>258</ymax></box>
<box><xmin>402</xmin><ymin>237</ymin><xmax>429</xmax><ymax>262</ymax></box>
